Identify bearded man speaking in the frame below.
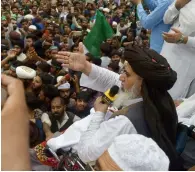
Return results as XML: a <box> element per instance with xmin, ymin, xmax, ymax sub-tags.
<box><xmin>56</xmin><ymin>45</ymin><xmax>182</xmax><ymax>170</ymax></box>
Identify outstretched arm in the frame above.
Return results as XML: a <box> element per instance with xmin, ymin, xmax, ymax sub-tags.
<box><xmin>56</xmin><ymin>51</ymin><xmax>121</xmax><ymax>93</ymax></box>
<box><xmin>137</xmin><ymin>1</ymin><xmax>172</xmax><ymax>29</ymax></box>
<box><xmin>143</xmin><ymin>0</ymin><xmax>157</xmax><ymax>11</ymax></box>
<box><xmin>80</xmin><ymin>64</ymin><xmax>121</xmax><ymax>93</ymax></box>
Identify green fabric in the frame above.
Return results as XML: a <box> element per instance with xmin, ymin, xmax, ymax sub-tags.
<box><xmin>83</xmin><ymin>10</ymin><xmax>113</xmax><ymax>57</ymax></box>
<box><xmin>1</xmin><ymin>16</ymin><xmax>6</xmax><ymax>21</ymax></box>
<box><xmin>11</xmin><ymin>14</ymin><xmax>17</xmax><ymax>20</ymax></box>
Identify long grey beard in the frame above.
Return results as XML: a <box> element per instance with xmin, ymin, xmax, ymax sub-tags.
<box><xmin>113</xmin><ymin>84</ymin><xmax>141</xmax><ymax>109</ymax></box>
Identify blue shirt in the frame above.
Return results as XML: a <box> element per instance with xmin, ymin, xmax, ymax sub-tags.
<box><xmin>137</xmin><ymin>0</ymin><xmax>173</xmax><ymax>53</ymax></box>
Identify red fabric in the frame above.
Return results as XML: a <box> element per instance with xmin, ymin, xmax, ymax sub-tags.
<box><xmin>33</xmin><ymin>130</ymin><xmax>66</xmax><ymax>167</ymax></box>
<box><xmin>34</xmin><ymin>141</ymin><xmax>58</xmax><ymax>167</ymax></box>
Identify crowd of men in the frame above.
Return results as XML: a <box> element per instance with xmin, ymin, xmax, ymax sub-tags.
<box><xmin>1</xmin><ymin>0</ymin><xmax>195</xmax><ymax>171</ymax></box>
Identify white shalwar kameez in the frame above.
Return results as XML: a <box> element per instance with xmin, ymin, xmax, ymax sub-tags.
<box><xmin>160</xmin><ymin>0</ymin><xmax>195</xmax><ymax>99</ymax></box>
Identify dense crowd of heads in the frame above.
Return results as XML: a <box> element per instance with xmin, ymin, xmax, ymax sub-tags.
<box><xmin>1</xmin><ymin>0</ymin><xmax>151</xmax><ymax>147</ymax></box>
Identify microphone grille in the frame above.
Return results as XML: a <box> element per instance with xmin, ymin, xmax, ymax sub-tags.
<box><xmin>109</xmin><ymin>85</ymin><xmax>119</xmax><ymax>97</ymax></box>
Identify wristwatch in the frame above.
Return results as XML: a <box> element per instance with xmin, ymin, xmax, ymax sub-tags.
<box><xmin>177</xmin><ymin>34</ymin><xmax>185</xmax><ymax>44</ymax></box>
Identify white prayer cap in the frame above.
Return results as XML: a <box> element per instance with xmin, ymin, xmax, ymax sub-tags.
<box><xmin>16</xmin><ymin>66</ymin><xmax>36</xmax><ymax>79</ymax></box>
<box><xmin>99</xmin><ymin>7</ymin><xmax>104</xmax><ymax>10</ymax></box>
<box><xmin>24</xmin><ymin>14</ymin><xmax>34</xmax><ymax>20</ymax></box>
<box><xmin>131</xmin><ymin>12</ymin><xmax>135</xmax><ymax>16</ymax></box>
<box><xmin>112</xmin><ymin>21</ymin><xmax>117</xmax><ymax>26</ymax></box>
<box><xmin>103</xmin><ymin>8</ymin><xmax>110</xmax><ymax>13</ymax></box>
<box><xmin>58</xmin><ymin>82</ymin><xmax>70</xmax><ymax>90</ymax></box>
<box><xmin>57</xmin><ymin>76</ymin><xmax>64</xmax><ymax>83</ymax></box>
<box><xmin>29</xmin><ymin>25</ymin><xmax>37</xmax><ymax>30</ymax></box>
<box><xmin>86</xmin><ymin>0</ymin><xmax>94</xmax><ymax>4</ymax></box>
<box><xmin>108</xmin><ymin>134</ymin><xmax>169</xmax><ymax>171</ymax></box>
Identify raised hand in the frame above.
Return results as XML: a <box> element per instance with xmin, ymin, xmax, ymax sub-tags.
<box><xmin>56</xmin><ymin>51</ymin><xmax>90</xmax><ymax>73</ymax></box>
<box><xmin>78</xmin><ymin>42</ymin><xmax>84</xmax><ymax>54</ymax></box>
<box><xmin>27</xmin><ymin>47</ymin><xmax>39</xmax><ymax>60</ymax></box>
<box><xmin>162</xmin><ymin>28</ymin><xmax>187</xmax><ymax>44</ymax></box>
<box><xmin>7</xmin><ymin>49</ymin><xmax>17</xmax><ymax>59</ymax></box>
<box><xmin>94</xmin><ymin>97</ymin><xmax>109</xmax><ymax>113</ymax></box>
<box><xmin>71</xmin><ymin>74</ymin><xmax>79</xmax><ymax>84</ymax></box>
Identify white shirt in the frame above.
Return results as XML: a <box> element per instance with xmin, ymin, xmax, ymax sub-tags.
<box><xmin>117</xmin><ymin>23</ymin><xmax>131</xmax><ymax>32</ymax></box>
<box><xmin>186</xmin><ymin>37</ymin><xmax>195</xmax><ymax>48</ymax></box>
<box><xmin>47</xmin><ymin>111</ymin><xmax>137</xmax><ymax>163</ymax></box>
<box><xmin>17</xmin><ymin>53</ymin><xmax>27</xmax><ymax>62</ymax></box>
<box><xmin>177</xmin><ymin>93</ymin><xmax>195</xmax><ymax>126</ymax></box>
<box><xmin>77</xmin><ymin>112</ymin><xmax>137</xmax><ymax>163</ymax></box>
<box><xmin>47</xmin><ymin>59</ymin><xmax>52</xmax><ymax>66</ymax></box>
<box><xmin>161</xmin><ymin>0</ymin><xmax>195</xmax><ymax>99</ymax></box>
<box><xmin>59</xmin><ymin>12</ymin><xmax>68</xmax><ymax>21</ymax></box>
<box><xmin>100</xmin><ymin>56</ymin><xmax>111</xmax><ymax>68</ymax></box>
<box><xmin>80</xmin><ymin>64</ymin><xmax>121</xmax><ymax>93</ymax></box>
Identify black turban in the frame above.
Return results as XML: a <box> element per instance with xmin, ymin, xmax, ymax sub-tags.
<box><xmin>124</xmin><ymin>46</ymin><xmax>177</xmax><ymax>90</ymax></box>
<box><xmin>124</xmin><ymin>46</ymin><xmax>182</xmax><ymax>170</ymax></box>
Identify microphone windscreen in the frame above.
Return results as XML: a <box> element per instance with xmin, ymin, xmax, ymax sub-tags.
<box><xmin>109</xmin><ymin>85</ymin><xmax>119</xmax><ymax>97</ymax></box>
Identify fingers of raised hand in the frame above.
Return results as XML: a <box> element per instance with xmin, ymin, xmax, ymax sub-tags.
<box><xmin>56</xmin><ymin>52</ymin><xmax>72</xmax><ymax>65</ymax></box>
<box><xmin>163</xmin><ymin>36</ymin><xmax>172</xmax><ymax>43</ymax></box>
<box><xmin>1</xmin><ymin>74</ymin><xmax>24</xmax><ymax>97</ymax></box>
<box><xmin>171</xmin><ymin>28</ymin><xmax>180</xmax><ymax>33</ymax></box>
<box><xmin>163</xmin><ymin>34</ymin><xmax>173</xmax><ymax>42</ymax></box>
<box><xmin>55</xmin><ymin>54</ymin><xmax>69</xmax><ymax>59</ymax></box>
<box><xmin>57</xmin><ymin>59</ymin><xmax>69</xmax><ymax>64</ymax></box>
<box><xmin>95</xmin><ymin>96</ymin><xmax>102</xmax><ymax>104</ymax></box>
<box><xmin>58</xmin><ymin>51</ymin><xmax>71</xmax><ymax>56</ymax></box>
<box><xmin>162</xmin><ymin>32</ymin><xmax>175</xmax><ymax>37</ymax></box>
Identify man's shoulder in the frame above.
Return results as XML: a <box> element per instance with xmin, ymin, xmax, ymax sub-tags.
<box><xmin>66</xmin><ymin>111</ymin><xmax>76</xmax><ymax>119</ymax></box>
<box><xmin>101</xmin><ymin>56</ymin><xmax>111</xmax><ymax>60</ymax></box>
<box><xmin>66</xmin><ymin>111</ymin><xmax>81</xmax><ymax>122</ymax></box>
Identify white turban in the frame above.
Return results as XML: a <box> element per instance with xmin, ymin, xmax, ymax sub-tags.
<box><xmin>58</xmin><ymin>82</ymin><xmax>70</xmax><ymax>90</ymax></box>
<box><xmin>29</xmin><ymin>25</ymin><xmax>37</xmax><ymax>30</ymax></box>
<box><xmin>112</xmin><ymin>21</ymin><xmax>118</xmax><ymax>26</ymax></box>
<box><xmin>108</xmin><ymin>134</ymin><xmax>169</xmax><ymax>171</ymax></box>
<box><xmin>57</xmin><ymin>76</ymin><xmax>64</xmax><ymax>83</ymax></box>
<box><xmin>24</xmin><ymin>14</ymin><xmax>34</xmax><ymax>20</ymax></box>
<box><xmin>103</xmin><ymin>8</ymin><xmax>110</xmax><ymax>13</ymax></box>
<box><xmin>16</xmin><ymin>66</ymin><xmax>36</xmax><ymax>79</ymax></box>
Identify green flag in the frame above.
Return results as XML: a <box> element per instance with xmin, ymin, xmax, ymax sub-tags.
<box><xmin>83</xmin><ymin>10</ymin><xmax>114</xmax><ymax>57</ymax></box>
